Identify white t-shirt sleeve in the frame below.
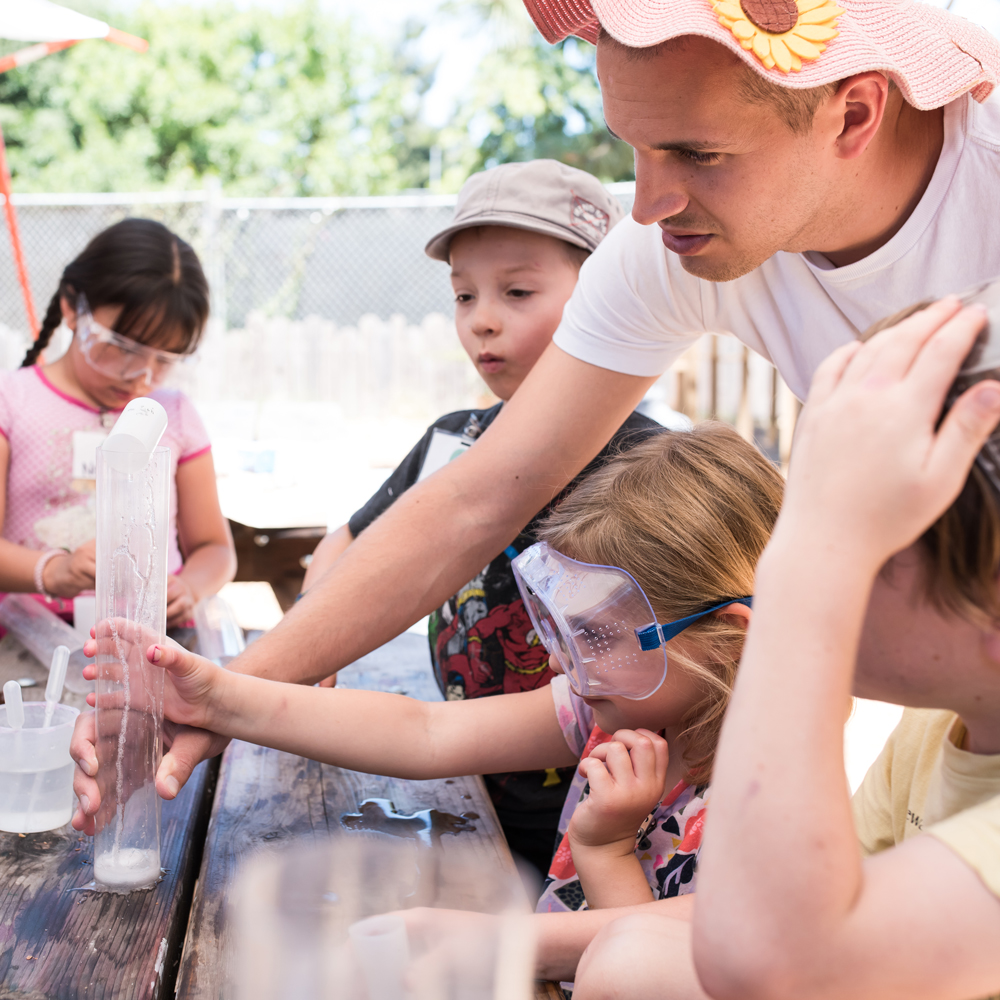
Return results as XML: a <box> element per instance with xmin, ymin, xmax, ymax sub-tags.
<box><xmin>553</xmin><ymin>216</ymin><xmax>708</xmax><ymax>377</ymax></box>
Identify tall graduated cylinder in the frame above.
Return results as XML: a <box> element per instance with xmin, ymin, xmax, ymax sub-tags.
<box><xmin>93</xmin><ymin>440</ymin><xmax>170</xmax><ymax>892</ymax></box>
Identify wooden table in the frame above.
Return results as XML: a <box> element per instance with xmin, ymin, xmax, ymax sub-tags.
<box><xmin>0</xmin><ymin>630</ymin><xmax>558</xmax><ymax>999</ymax></box>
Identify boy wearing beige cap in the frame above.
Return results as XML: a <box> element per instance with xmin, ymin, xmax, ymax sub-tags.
<box><xmin>302</xmin><ymin>159</ymin><xmax>662</xmax><ymax>880</ymax></box>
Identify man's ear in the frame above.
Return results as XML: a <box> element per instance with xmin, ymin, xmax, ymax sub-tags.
<box><xmin>819</xmin><ymin>72</ymin><xmax>890</xmax><ymax>162</ymax></box>
<box><xmin>712</xmin><ymin>602</ymin><xmax>752</xmax><ymax>629</ymax></box>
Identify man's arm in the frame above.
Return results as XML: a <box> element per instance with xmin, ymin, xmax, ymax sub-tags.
<box><xmin>231</xmin><ymin>345</ymin><xmax>654</xmax><ymax>684</ymax></box>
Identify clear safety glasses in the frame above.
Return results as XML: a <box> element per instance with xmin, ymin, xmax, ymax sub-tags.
<box><xmin>949</xmin><ymin>279</ymin><xmax>1000</xmax><ymax>493</ymax></box>
<box><xmin>512</xmin><ymin>541</ymin><xmax>751</xmax><ymax>701</ymax></box>
<box><xmin>76</xmin><ymin>295</ymin><xmax>190</xmax><ymax>387</ymax></box>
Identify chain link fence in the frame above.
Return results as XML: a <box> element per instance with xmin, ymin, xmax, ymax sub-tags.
<box><xmin>0</xmin><ymin>184</ymin><xmax>797</xmax><ymax>456</ymax></box>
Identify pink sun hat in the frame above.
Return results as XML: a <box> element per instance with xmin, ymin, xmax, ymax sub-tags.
<box><xmin>521</xmin><ymin>0</ymin><xmax>1000</xmax><ymax>108</ymax></box>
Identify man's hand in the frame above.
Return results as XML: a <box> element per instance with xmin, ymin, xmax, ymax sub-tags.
<box><xmin>42</xmin><ymin>539</ymin><xmax>96</xmax><ymax>597</ymax></box>
<box><xmin>570</xmin><ymin>728</ymin><xmax>668</xmax><ymax>851</ymax></box>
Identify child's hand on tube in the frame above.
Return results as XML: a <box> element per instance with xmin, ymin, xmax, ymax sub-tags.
<box><xmin>70</xmin><ymin>635</ymin><xmax>228</xmax><ymax>833</ymax></box>
<box><xmin>570</xmin><ymin>728</ymin><xmax>668</xmax><ymax>852</ymax></box>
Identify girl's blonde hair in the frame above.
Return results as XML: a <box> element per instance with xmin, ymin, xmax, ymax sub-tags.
<box><xmin>537</xmin><ymin>423</ymin><xmax>784</xmax><ymax>783</ymax></box>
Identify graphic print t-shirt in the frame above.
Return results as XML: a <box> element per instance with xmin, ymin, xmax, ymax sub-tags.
<box><xmin>349</xmin><ymin>402</ymin><xmax>662</xmax><ymax>831</ymax></box>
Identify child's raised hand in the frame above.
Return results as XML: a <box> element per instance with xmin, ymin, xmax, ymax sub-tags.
<box><xmin>783</xmin><ymin>298</ymin><xmax>1000</xmax><ymax>570</ymax></box>
<box><xmin>569</xmin><ymin>728</ymin><xmax>668</xmax><ymax>851</ymax></box>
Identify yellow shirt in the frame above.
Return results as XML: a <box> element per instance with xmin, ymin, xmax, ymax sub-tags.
<box><xmin>852</xmin><ymin>708</ymin><xmax>1000</xmax><ymax>999</ymax></box>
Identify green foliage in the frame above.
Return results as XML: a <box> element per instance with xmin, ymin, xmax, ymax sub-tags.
<box><xmin>0</xmin><ymin>2</ymin><xmax>438</xmax><ymax>194</ymax></box>
<box><xmin>0</xmin><ymin>0</ymin><xmax>633</xmax><ymax>193</ymax></box>
<box><xmin>446</xmin><ymin>36</ymin><xmax>633</xmax><ymax>184</ymax></box>
<box><xmin>436</xmin><ymin>0</ymin><xmax>633</xmax><ymax>185</ymax></box>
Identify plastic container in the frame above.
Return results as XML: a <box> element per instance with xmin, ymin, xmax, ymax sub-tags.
<box><xmin>231</xmin><ymin>837</ymin><xmax>536</xmax><ymax>1000</ymax></box>
<box><xmin>0</xmin><ymin>701</ymin><xmax>80</xmax><ymax>833</ymax></box>
<box><xmin>0</xmin><ymin>594</ymin><xmax>92</xmax><ymax>695</ymax></box>
<box><xmin>194</xmin><ymin>594</ymin><xmax>245</xmax><ymax>666</ymax></box>
<box><xmin>92</xmin><ymin>442</ymin><xmax>170</xmax><ymax>892</ymax></box>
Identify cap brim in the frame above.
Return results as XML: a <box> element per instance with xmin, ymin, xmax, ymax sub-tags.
<box><xmin>425</xmin><ymin>213</ymin><xmax>595</xmax><ymax>261</ymax></box>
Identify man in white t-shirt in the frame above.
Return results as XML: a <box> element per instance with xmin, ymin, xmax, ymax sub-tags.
<box><xmin>71</xmin><ymin>0</ymin><xmax>1000</xmax><ymax>972</ymax></box>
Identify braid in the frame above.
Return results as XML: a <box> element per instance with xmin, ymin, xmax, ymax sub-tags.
<box><xmin>21</xmin><ymin>292</ymin><xmax>65</xmax><ymax>368</ymax></box>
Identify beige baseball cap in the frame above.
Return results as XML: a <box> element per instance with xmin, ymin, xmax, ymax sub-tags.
<box><xmin>424</xmin><ymin>159</ymin><xmax>626</xmax><ymax>262</ymax></box>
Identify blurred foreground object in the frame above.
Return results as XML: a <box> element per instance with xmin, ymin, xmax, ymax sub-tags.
<box><xmin>231</xmin><ymin>836</ymin><xmax>536</xmax><ymax>1000</ymax></box>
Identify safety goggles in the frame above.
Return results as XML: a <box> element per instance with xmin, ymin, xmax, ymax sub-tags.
<box><xmin>512</xmin><ymin>541</ymin><xmax>751</xmax><ymax>701</ymax></box>
<box><xmin>76</xmin><ymin>295</ymin><xmax>190</xmax><ymax>386</ymax></box>
<box><xmin>949</xmin><ymin>279</ymin><xmax>1000</xmax><ymax>494</ymax></box>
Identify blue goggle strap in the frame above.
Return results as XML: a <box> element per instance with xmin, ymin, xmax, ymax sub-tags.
<box><xmin>635</xmin><ymin>596</ymin><xmax>754</xmax><ymax>652</ymax></box>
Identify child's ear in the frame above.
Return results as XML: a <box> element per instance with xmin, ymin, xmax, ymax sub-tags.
<box><xmin>60</xmin><ymin>295</ymin><xmax>77</xmax><ymax>331</ymax></box>
<box><xmin>712</xmin><ymin>602</ymin><xmax>752</xmax><ymax>629</ymax></box>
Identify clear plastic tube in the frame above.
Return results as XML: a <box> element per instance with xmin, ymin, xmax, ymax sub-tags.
<box><xmin>93</xmin><ymin>445</ymin><xmax>170</xmax><ymax>892</ymax></box>
<box><xmin>0</xmin><ymin>594</ymin><xmax>92</xmax><ymax>695</ymax></box>
<box><xmin>193</xmin><ymin>594</ymin><xmax>245</xmax><ymax>666</ymax></box>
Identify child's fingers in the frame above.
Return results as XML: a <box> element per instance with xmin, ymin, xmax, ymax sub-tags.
<box><xmin>578</xmin><ymin>756</ymin><xmax>613</xmax><ymax>796</ymax></box>
<box><xmin>808</xmin><ymin>340</ymin><xmax>863</xmax><ymax>405</ymax></box>
<box><xmin>609</xmin><ymin>728</ymin><xmax>662</xmax><ymax>783</ymax></box>
<box><xmin>633</xmin><ymin>728</ymin><xmax>670</xmax><ymax>781</ymax></box>
<box><xmin>906</xmin><ymin>305</ymin><xmax>989</xmax><ymax>411</ymax></box>
<box><xmin>929</xmin><ymin>380</ymin><xmax>1000</xmax><ymax>492</ymax></box>
<box><xmin>843</xmin><ymin>297</ymin><xmax>963</xmax><ymax>386</ymax></box>
<box><xmin>146</xmin><ymin>640</ymin><xmax>203</xmax><ymax>679</ymax></box>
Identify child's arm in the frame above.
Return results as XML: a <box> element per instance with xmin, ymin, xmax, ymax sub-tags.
<box><xmin>568</xmin><ymin>728</ymin><xmax>668</xmax><ymax>908</ymax></box>
<box><xmin>171</xmin><ymin>452</ymin><xmax>237</xmax><ymax>625</ymax></box>
<box><xmin>71</xmin><ymin>639</ymin><xmax>577</xmax><ymax>833</ymax></box>
<box><xmin>694</xmin><ymin>300</ymin><xmax>1000</xmax><ymax>1000</ymax></box>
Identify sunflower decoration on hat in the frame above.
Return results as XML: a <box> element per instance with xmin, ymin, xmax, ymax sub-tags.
<box><xmin>712</xmin><ymin>0</ymin><xmax>844</xmax><ymax>73</ymax></box>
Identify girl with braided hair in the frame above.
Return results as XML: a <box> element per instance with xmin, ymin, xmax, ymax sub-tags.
<box><xmin>0</xmin><ymin>218</ymin><xmax>236</xmax><ymax>628</ymax></box>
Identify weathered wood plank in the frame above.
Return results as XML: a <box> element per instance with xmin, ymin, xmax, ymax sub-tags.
<box><xmin>0</xmin><ymin>634</ymin><xmax>218</xmax><ymax>1000</ymax></box>
<box><xmin>175</xmin><ymin>632</ymin><xmax>520</xmax><ymax>1000</ymax></box>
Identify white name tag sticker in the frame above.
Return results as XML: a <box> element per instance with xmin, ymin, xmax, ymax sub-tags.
<box><xmin>72</xmin><ymin>430</ymin><xmax>108</xmax><ymax>481</ymax></box>
<box><xmin>418</xmin><ymin>429</ymin><xmax>472</xmax><ymax>482</ymax></box>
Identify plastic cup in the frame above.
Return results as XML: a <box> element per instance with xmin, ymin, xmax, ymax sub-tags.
<box><xmin>0</xmin><ymin>701</ymin><xmax>80</xmax><ymax>833</ymax></box>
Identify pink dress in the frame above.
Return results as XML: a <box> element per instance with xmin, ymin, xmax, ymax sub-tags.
<box><xmin>0</xmin><ymin>366</ymin><xmax>211</xmax><ymax>616</ymax></box>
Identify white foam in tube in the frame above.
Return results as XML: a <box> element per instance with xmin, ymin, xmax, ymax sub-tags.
<box><xmin>348</xmin><ymin>914</ymin><xmax>411</xmax><ymax>1000</ymax></box>
<box><xmin>101</xmin><ymin>398</ymin><xmax>168</xmax><ymax>474</ymax></box>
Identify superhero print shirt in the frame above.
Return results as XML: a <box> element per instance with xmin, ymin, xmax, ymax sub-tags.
<box><xmin>537</xmin><ymin>675</ymin><xmax>709</xmax><ymax>914</ymax></box>
<box><xmin>349</xmin><ymin>403</ymin><xmax>661</xmax><ymax>834</ymax></box>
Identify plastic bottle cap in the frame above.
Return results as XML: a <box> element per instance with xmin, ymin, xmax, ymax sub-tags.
<box><xmin>101</xmin><ymin>398</ymin><xmax>169</xmax><ymax>474</ymax></box>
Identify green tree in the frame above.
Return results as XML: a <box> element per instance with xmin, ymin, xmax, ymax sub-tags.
<box><xmin>437</xmin><ymin>0</ymin><xmax>634</xmax><ymax>186</ymax></box>
<box><xmin>0</xmin><ymin>2</ymin><xmax>438</xmax><ymax>195</ymax></box>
